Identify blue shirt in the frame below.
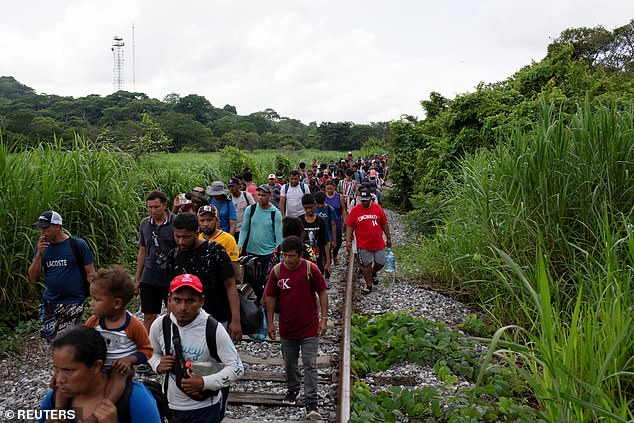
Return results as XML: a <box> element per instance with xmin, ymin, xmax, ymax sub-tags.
<box><xmin>315</xmin><ymin>205</ymin><xmax>336</xmax><ymax>241</ymax></box>
<box><xmin>40</xmin><ymin>381</ymin><xmax>161</xmax><ymax>423</ymax></box>
<box><xmin>33</xmin><ymin>237</ymin><xmax>95</xmax><ymax>303</ymax></box>
<box><xmin>210</xmin><ymin>197</ymin><xmax>237</xmax><ymax>232</ymax></box>
<box><xmin>325</xmin><ymin>192</ymin><xmax>343</xmax><ymax>228</ymax></box>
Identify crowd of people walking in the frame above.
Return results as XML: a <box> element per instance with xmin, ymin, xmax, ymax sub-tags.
<box><xmin>29</xmin><ymin>152</ymin><xmax>390</xmax><ymax>423</ymax></box>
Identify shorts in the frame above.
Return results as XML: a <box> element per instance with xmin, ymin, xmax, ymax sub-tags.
<box><xmin>40</xmin><ymin>301</ymin><xmax>85</xmax><ymax>341</ymax></box>
<box><xmin>358</xmin><ymin>248</ymin><xmax>386</xmax><ymax>267</ymax></box>
<box><xmin>139</xmin><ymin>283</ymin><xmax>169</xmax><ymax>314</ymax></box>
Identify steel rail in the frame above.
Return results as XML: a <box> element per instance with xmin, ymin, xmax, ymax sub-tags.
<box><xmin>336</xmin><ymin>254</ymin><xmax>355</xmax><ymax>422</ymax></box>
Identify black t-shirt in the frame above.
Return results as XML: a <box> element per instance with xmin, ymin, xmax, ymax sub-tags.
<box><xmin>166</xmin><ymin>240</ymin><xmax>234</xmax><ymax>322</ymax></box>
<box><xmin>299</xmin><ymin>215</ymin><xmax>328</xmax><ymax>258</ymax></box>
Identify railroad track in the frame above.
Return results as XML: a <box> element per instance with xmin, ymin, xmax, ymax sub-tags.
<box><xmin>224</xmin><ymin>255</ymin><xmax>356</xmax><ymax>422</ymax></box>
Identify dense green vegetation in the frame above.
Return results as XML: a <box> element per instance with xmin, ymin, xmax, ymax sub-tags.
<box><xmin>381</xmin><ymin>20</ymin><xmax>634</xmax><ymax>422</ymax></box>
<box><xmin>1</xmin><ymin>16</ymin><xmax>632</xmax><ymax>422</ymax></box>
<box><xmin>0</xmin><ymin>77</ymin><xmax>390</xmax><ymax>153</ymax></box>
<box><xmin>350</xmin><ymin>312</ymin><xmax>540</xmax><ymax>422</ymax></box>
<box><xmin>0</xmin><ymin>144</ymin><xmax>343</xmax><ymax>329</ymax></box>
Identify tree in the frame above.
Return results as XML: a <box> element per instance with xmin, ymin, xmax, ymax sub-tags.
<box><xmin>223</xmin><ymin>104</ymin><xmax>237</xmax><ymax>114</ymax></box>
<box><xmin>30</xmin><ymin>116</ymin><xmax>60</xmax><ymax>141</ymax></box>
<box><xmin>211</xmin><ymin>115</ymin><xmax>258</xmax><ymax>137</ymax></box>
<box><xmin>317</xmin><ymin>122</ymin><xmax>352</xmax><ymax>150</ymax></box>
<box><xmin>421</xmin><ymin>92</ymin><xmax>450</xmax><ymax>120</ymax></box>
<box><xmin>174</xmin><ymin>94</ymin><xmax>215</xmax><ymax>124</ymax></box>
<box><xmin>0</xmin><ymin>76</ymin><xmax>35</xmax><ymax>99</ymax></box>
<box><xmin>163</xmin><ymin>93</ymin><xmax>181</xmax><ymax>105</ymax></box>
<box><xmin>158</xmin><ymin>111</ymin><xmax>216</xmax><ymax>152</ymax></box>
<box><xmin>98</xmin><ymin>114</ymin><xmax>172</xmax><ymax>160</ymax></box>
<box><xmin>220</xmin><ymin>130</ymin><xmax>260</xmax><ymax>151</ymax></box>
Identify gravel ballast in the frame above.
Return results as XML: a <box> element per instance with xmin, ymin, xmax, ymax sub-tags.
<box><xmin>0</xmin><ymin>209</ymin><xmax>480</xmax><ymax>422</ymax></box>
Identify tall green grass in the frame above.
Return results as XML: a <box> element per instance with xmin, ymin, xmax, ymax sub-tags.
<box><xmin>480</xmin><ymin>235</ymin><xmax>633</xmax><ymax>421</ymax></box>
<box><xmin>0</xmin><ymin>138</ymin><xmax>221</xmax><ymax>323</ymax></box>
<box><xmin>429</xmin><ymin>99</ymin><xmax>633</xmax><ymax>420</ymax></box>
<box><xmin>437</xmin><ymin>99</ymin><xmax>633</xmax><ymax>316</ymax></box>
<box><xmin>1</xmin><ymin>140</ymin><xmax>347</xmax><ymax>324</ymax></box>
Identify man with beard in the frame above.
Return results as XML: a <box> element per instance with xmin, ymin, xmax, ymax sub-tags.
<box><xmin>198</xmin><ymin>204</ymin><xmax>241</xmax><ymax>284</ymax></box>
<box><xmin>197</xmin><ymin>205</ymin><xmax>239</xmax><ymax>262</ymax></box>
<box><xmin>165</xmin><ymin>212</ymin><xmax>241</xmax><ymax>342</ymax></box>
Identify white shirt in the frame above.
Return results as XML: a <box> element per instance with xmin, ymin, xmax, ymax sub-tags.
<box><xmin>148</xmin><ymin>310</ymin><xmax>244</xmax><ymax>411</ymax></box>
<box><xmin>231</xmin><ymin>191</ymin><xmax>255</xmax><ymax>231</ymax></box>
<box><xmin>281</xmin><ymin>183</ymin><xmax>307</xmax><ymax>217</ymax></box>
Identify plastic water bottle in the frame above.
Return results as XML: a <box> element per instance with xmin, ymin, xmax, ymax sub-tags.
<box><xmin>384</xmin><ymin>248</ymin><xmax>396</xmax><ymax>272</ymax></box>
<box><xmin>248</xmin><ymin>308</ymin><xmax>268</xmax><ymax>342</ymax></box>
<box><xmin>189</xmin><ymin>360</ymin><xmax>225</xmax><ymax>376</ymax></box>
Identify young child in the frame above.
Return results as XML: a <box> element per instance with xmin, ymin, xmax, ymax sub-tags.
<box><xmin>53</xmin><ymin>265</ymin><xmax>153</xmax><ymax>422</ymax></box>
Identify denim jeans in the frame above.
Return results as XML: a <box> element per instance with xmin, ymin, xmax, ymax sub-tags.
<box><xmin>280</xmin><ymin>336</ymin><xmax>319</xmax><ymax>405</ymax></box>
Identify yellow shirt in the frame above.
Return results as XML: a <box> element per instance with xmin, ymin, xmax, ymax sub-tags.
<box><xmin>199</xmin><ymin>230</ymin><xmax>239</xmax><ymax>261</ymax></box>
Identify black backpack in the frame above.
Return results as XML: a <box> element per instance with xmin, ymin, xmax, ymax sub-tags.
<box><xmin>51</xmin><ymin>378</ymin><xmax>173</xmax><ymax>423</ymax></box>
<box><xmin>161</xmin><ymin>314</ymin><xmax>221</xmax><ymax>396</ymax></box>
<box><xmin>68</xmin><ymin>236</ymin><xmax>89</xmax><ymax>297</ymax></box>
<box><xmin>118</xmin><ymin>378</ymin><xmax>174</xmax><ymax>423</ymax></box>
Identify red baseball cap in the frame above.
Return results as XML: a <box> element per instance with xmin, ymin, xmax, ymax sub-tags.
<box><xmin>169</xmin><ymin>274</ymin><xmax>203</xmax><ymax>294</ymax></box>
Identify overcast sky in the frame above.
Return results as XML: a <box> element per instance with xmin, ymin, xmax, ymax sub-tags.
<box><xmin>1</xmin><ymin>1</ymin><xmax>632</xmax><ymax>124</ymax></box>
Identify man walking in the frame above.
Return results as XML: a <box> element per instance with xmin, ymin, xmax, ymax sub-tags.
<box><xmin>229</xmin><ymin>177</ymin><xmax>255</xmax><ymax>242</ymax></box>
<box><xmin>280</xmin><ymin>170</ymin><xmax>309</xmax><ymax>218</ymax></box>
<box><xmin>268</xmin><ymin>173</ymin><xmax>282</xmax><ymax>209</ymax></box>
<box><xmin>28</xmin><ymin>210</ymin><xmax>97</xmax><ymax>341</ymax></box>
<box><xmin>207</xmin><ymin>181</ymin><xmax>237</xmax><ymax>236</ymax></box>
<box><xmin>346</xmin><ymin>188</ymin><xmax>392</xmax><ymax>295</ymax></box>
<box><xmin>265</xmin><ymin>236</ymin><xmax>328</xmax><ymax>420</ymax></box>
<box><xmin>149</xmin><ymin>274</ymin><xmax>244</xmax><ymax>423</ymax></box>
<box><xmin>136</xmin><ymin>190</ymin><xmax>177</xmax><ymax>334</ymax></box>
<box><xmin>238</xmin><ymin>184</ymin><xmax>283</xmax><ymax>304</ymax></box>
<box><xmin>166</xmin><ymin>212</ymin><xmax>242</xmax><ymax>342</ymax></box>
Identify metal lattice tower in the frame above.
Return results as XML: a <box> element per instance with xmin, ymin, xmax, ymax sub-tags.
<box><xmin>111</xmin><ymin>35</ymin><xmax>125</xmax><ymax>91</ymax></box>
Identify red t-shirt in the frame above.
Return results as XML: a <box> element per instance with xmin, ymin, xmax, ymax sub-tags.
<box><xmin>346</xmin><ymin>202</ymin><xmax>387</xmax><ymax>251</ymax></box>
<box><xmin>265</xmin><ymin>259</ymin><xmax>327</xmax><ymax>339</ymax></box>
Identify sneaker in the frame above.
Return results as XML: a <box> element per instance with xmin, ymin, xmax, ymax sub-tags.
<box><xmin>372</xmin><ymin>272</ymin><xmax>379</xmax><ymax>285</ymax></box>
<box><xmin>361</xmin><ymin>285</ymin><xmax>373</xmax><ymax>295</ymax></box>
<box><xmin>306</xmin><ymin>403</ymin><xmax>321</xmax><ymax>420</ymax></box>
<box><xmin>135</xmin><ymin>363</ymin><xmax>152</xmax><ymax>374</ymax></box>
<box><xmin>282</xmin><ymin>390</ymin><xmax>300</xmax><ymax>404</ymax></box>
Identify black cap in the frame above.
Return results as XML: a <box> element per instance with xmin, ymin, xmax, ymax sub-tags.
<box><xmin>257</xmin><ymin>184</ymin><xmax>272</xmax><ymax>193</ymax></box>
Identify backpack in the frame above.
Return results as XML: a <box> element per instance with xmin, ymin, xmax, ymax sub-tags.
<box><xmin>271</xmin><ymin>260</ymin><xmax>313</xmax><ymax>314</ymax></box>
<box><xmin>281</xmin><ymin>182</ymin><xmax>307</xmax><ymax>196</ymax></box>
<box><xmin>241</xmin><ymin>204</ymin><xmax>277</xmax><ymax>254</ymax></box>
<box><xmin>243</xmin><ymin>191</ymin><xmax>254</xmax><ymax>205</ymax></box>
<box><xmin>161</xmin><ymin>314</ymin><xmax>221</xmax><ymax>401</ymax></box>
<box><xmin>272</xmin><ymin>259</ymin><xmax>313</xmax><ymax>281</ymax></box>
<box><xmin>51</xmin><ymin>378</ymin><xmax>174</xmax><ymax>423</ymax></box>
<box><xmin>68</xmin><ymin>236</ymin><xmax>89</xmax><ymax>297</ymax></box>
<box><xmin>118</xmin><ymin>378</ymin><xmax>174</xmax><ymax>423</ymax></box>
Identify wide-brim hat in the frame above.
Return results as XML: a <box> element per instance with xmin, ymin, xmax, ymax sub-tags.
<box><xmin>206</xmin><ymin>181</ymin><xmax>227</xmax><ymax>196</ymax></box>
